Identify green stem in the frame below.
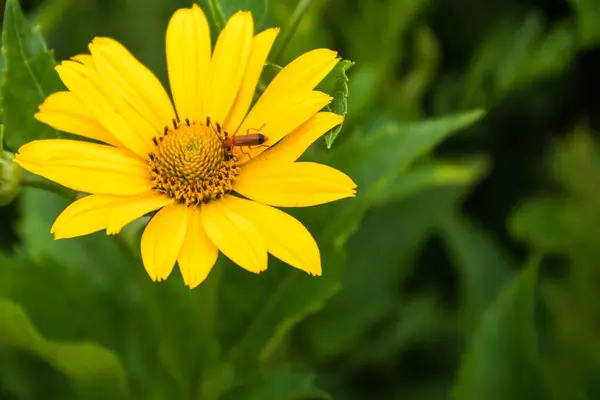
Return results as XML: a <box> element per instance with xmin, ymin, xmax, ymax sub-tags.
<box><xmin>207</xmin><ymin>0</ymin><xmax>226</xmax><ymax>32</ymax></box>
<box><xmin>272</xmin><ymin>0</ymin><xmax>318</xmax><ymax>64</ymax></box>
<box><xmin>21</xmin><ymin>172</ymin><xmax>76</xmax><ymax>201</ymax></box>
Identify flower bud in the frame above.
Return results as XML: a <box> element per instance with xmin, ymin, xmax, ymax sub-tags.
<box><xmin>0</xmin><ymin>137</ymin><xmax>23</xmax><ymax>206</ymax></box>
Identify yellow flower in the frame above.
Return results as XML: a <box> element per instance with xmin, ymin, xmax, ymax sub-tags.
<box><xmin>13</xmin><ymin>5</ymin><xmax>356</xmax><ymax>288</ymax></box>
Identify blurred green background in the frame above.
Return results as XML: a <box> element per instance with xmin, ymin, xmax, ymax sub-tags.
<box><xmin>1</xmin><ymin>0</ymin><xmax>600</xmax><ymax>399</ymax></box>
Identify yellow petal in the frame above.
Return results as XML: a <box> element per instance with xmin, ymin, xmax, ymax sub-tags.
<box><xmin>70</xmin><ymin>54</ymin><xmax>94</xmax><ymax>66</ymax></box>
<box><xmin>35</xmin><ymin>91</ymin><xmax>122</xmax><ymax>147</ymax></box>
<box><xmin>56</xmin><ymin>62</ymin><xmax>155</xmax><ymax>158</ymax></box>
<box><xmin>248</xmin><ymin>112</ymin><xmax>343</xmax><ymax>165</ymax></box>
<box><xmin>51</xmin><ymin>195</ymin><xmax>113</xmax><ymax>239</ymax></box>
<box><xmin>225</xmin><ymin>197</ymin><xmax>321</xmax><ymax>275</ymax></box>
<box><xmin>166</xmin><ymin>4</ymin><xmax>211</xmax><ymax>122</ymax></box>
<box><xmin>203</xmin><ymin>11</ymin><xmax>254</xmax><ymax>125</ymax></box>
<box><xmin>51</xmin><ymin>192</ymin><xmax>171</xmax><ymax>239</ymax></box>
<box><xmin>106</xmin><ymin>192</ymin><xmax>174</xmax><ymax>234</ymax></box>
<box><xmin>201</xmin><ymin>196</ymin><xmax>267</xmax><ymax>274</ymax></box>
<box><xmin>141</xmin><ymin>203</ymin><xmax>188</xmax><ymax>282</ymax></box>
<box><xmin>177</xmin><ymin>207</ymin><xmax>218</xmax><ymax>288</ymax></box>
<box><xmin>252</xmin><ymin>48</ymin><xmax>338</xmax><ymax>111</ymax></box>
<box><xmin>62</xmin><ymin>59</ymin><xmax>159</xmax><ymax>151</ymax></box>
<box><xmin>14</xmin><ymin>139</ymin><xmax>152</xmax><ymax>195</ymax></box>
<box><xmin>89</xmin><ymin>37</ymin><xmax>176</xmax><ymax>131</ymax></box>
<box><xmin>224</xmin><ymin>28</ymin><xmax>279</xmax><ymax>134</ymax></box>
<box><xmin>236</xmin><ymin>91</ymin><xmax>332</xmax><ymax>163</ymax></box>
<box><xmin>235</xmin><ymin>161</ymin><xmax>356</xmax><ymax>207</ymax></box>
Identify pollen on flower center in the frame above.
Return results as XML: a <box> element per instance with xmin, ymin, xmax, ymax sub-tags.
<box><xmin>148</xmin><ymin>120</ymin><xmax>239</xmax><ymax>206</ymax></box>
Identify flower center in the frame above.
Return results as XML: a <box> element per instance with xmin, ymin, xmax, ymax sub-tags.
<box><xmin>148</xmin><ymin>119</ymin><xmax>239</xmax><ymax>206</ymax></box>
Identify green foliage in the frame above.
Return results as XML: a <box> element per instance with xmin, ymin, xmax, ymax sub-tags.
<box><xmin>509</xmin><ymin>198</ymin><xmax>568</xmax><ymax>253</ymax></box>
<box><xmin>440</xmin><ymin>213</ymin><xmax>515</xmax><ymax>320</ymax></box>
<box><xmin>0</xmin><ymin>0</ymin><xmax>64</xmax><ymax>152</ymax></box>
<box><xmin>271</xmin><ymin>0</ymin><xmax>319</xmax><ymax>64</ymax></box>
<box><xmin>435</xmin><ymin>12</ymin><xmax>577</xmax><ymax>112</ymax></box>
<box><xmin>1</xmin><ymin>0</ymin><xmax>599</xmax><ymax>399</ymax></box>
<box><xmin>0</xmin><ymin>297</ymin><xmax>131</xmax><ymax>399</ymax></box>
<box><xmin>451</xmin><ymin>258</ymin><xmax>546</xmax><ymax>400</ymax></box>
<box><xmin>323</xmin><ymin>60</ymin><xmax>353</xmax><ymax>149</ymax></box>
<box><xmin>221</xmin><ymin>370</ymin><xmax>330</xmax><ymax>400</ymax></box>
<box><xmin>569</xmin><ymin>0</ymin><xmax>600</xmax><ymax>47</ymax></box>
<box><xmin>319</xmin><ymin>109</ymin><xmax>485</xmax><ymax>246</ymax></box>
<box><xmin>220</xmin><ymin>0</ymin><xmax>270</xmax><ymax>30</ymax></box>
<box><xmin>206</xmin><ymin>0</ymin><xmax>226</xmax><ymax>31</ymax></box>
<box><xmin>0</xmin><ymin>125</ymin><xmax>23</xmax><ymax>206</ymax></box>
<box><xmin>505</xmin><ymin>131</ymin><xmax>600</xmax><ymax>400</ymax></box>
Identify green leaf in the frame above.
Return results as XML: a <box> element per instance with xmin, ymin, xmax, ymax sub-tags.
<box><xmin>0</xmin><ymin>0</ymin><xmax>64</xmax><ymax>152</ymax></box>
<box><xmin>451</xmin><ymin>257</ymin><xmax>546</xmax><ymax>400</ymax></box>
<box><xmin>271</xmin><ymin>0</ymin><xmax>318</xmax><ymax>63</ymax></box>
<box><xmin>14</xmin><ymin>189</ymin><xmax>190</xmax><ymax>398</ymax></box>
<box><xmin>328</xmin><ymin>109</ymin><xmax>485</xmax><ymax>193</ymax></box>
<box><xmin>0</xmin><ymin>251</ymin><xmax>121</xmax><ymax>347</ymax></box>
<box><xmin>0</xmin><ymin>299</ymin><xmax>131</xmax><ymax>399</ymax></box>
<box><xmin>257</xmin><ymin>61</ymin><xmax>283</xmax><ymax>97</ymax></box>
<box><xmin>146</xmin><ymin>267</ymin><xmax>226</xmax><ymax>399</ymax></box>
<box><xmin>298</xmin><ymin>152</ymin><xmax>486</xmax><ymax>361</ymax></box>
<box><xmin>206</xmin><ymin>0</ymin><xmax>226</xmax><ymax>31</ymax></box>
<box><xmin>509</xmin><ymin>198</ymin><xmax>569</xmax><ymax>253</ymax></box>
<box><xmin>221</xmin><ymin>370</ymin><xmax>330</xmax><ymax>400</ymax></box>
<box><xmin>219</xmin><ymin>248</ymin><xmax>345</xmax><ymax>377</ymax></box>
<box><xmin>391</xmin><ymin>25</ymin><xmax>440</xmax><ymax>118</ymax></box>
<box><xmin>460</xmin><ymin>13</ymin><xmax>576</xmax><ymax>108</ymax></box>
<box><xmin>113</xmin><ymin>218</ymin><xmax>230</xmax><ymax>399</ymax></box>
<box><xmin>299</xmin><ymin>185</ymin><xmax>473</xmax><ymax>360</ymax></box>
<box><xmin>220</xmin><ymin>0</ymin><xmax>270</xmax><ymax>29</ymax></box>
<box><xmin>320</xmin><ymin>109</ymin><xmax>486</xmax><ymax>247</ymax></box>
<box><xmin>440</xmin><ymin>214</ymin><xmax>516</xmax><ymax>319</ymax></box>
<box><xmin>371</xmin><ymin>157</ymin><xmax>487</xmax><ymax>207</ymax></box>
<box><xmin>569</xmin><ymin>0</ymin><xmax>600</xmax><ymax>48</ymax></box>
<box><xmin>349</xmin><ymin>296</ymin><xmax>450</xmax><ymax>366</ymax></box>
<box><xmin>323</xmin><ymin>59</ymin><xmax>354</xmax><ymax>148</ymax></box>
<box><xmin>0</xmin><ymin>48</ymin><xmax>5</xmax><ymax>88</ymax></box>
<box><xmin>338</xmin><ymin>0</ymin><xmax>429</xmax><ymax>120</ymax></box>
